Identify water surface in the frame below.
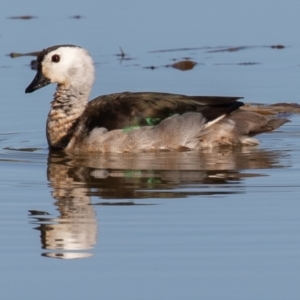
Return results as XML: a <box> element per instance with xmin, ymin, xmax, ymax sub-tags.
<box><xmin>1</xmin><ymin>1</ymin><xmax>300</xmax><ymax>300</ymax></box>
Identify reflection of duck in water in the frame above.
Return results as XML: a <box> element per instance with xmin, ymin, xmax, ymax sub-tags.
<box><xmin>46</xmin><ymin>147</ymin><xmax>287</xmax><ymax>199</ymax></box>
<box><xmin>25</xmin><ymin>45</ymin><xmax>288</xmax><ymax>153</ymax></box>
<box><xmin>29</xmin><ymin>146</ymin><xmax>288</xmax><ymax>259</ymax></box>
<box><xmin>29</xmin><ymin>155</ymin><xmax>98</xmax><ymax>259</ymax></box>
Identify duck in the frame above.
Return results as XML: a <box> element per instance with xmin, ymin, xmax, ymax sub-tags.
<box><xmin>25</xmin><ymin>44</ymin><xmax>289</xmax><ymax>153</ymax></box>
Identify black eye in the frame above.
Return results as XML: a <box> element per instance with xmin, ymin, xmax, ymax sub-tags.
<box><xmin>51</xmin><ymin>54</ymin><xmax>60</xmax><ymax>63</ymax></box>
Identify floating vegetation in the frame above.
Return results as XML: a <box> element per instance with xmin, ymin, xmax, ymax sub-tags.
<box><xmin>214</xmin><ymin>62</ymin><xmax>260</xmax><ymax>66</ymax></box>
<box><xmin>6</xmin><ymin>43</ymin><xmax>287</xmax><ymax>73</ymax></box>
<box><xmin>238</xmin><ymin>62</ymin><xmax>260</xmax><ymax>65</ymax></box>
<box><xmin>8</xmin><ymin>15</ymin><xmax>37</xmax><ymax>20</ymax></box>
<box><xmin>143</xmin><ymin>65</ymin><xmax>157</xmax><ymax>70</ymax></box>
<box><xmin>115</xmin><ymin>47</ymin><xmax>135</xmax><ymax>63</ymax></box>
<box><xmin>8</xmin><ymin>50</ymin><xmax>39</xmax><ymax>70</ymax></box>
<box><xmin>208</xmin><ymin>45</ymin><xmax>286</xmax><ymax>53</ymax></box>
<box><xmin>149</xmin><ymin>44</ymin><xmax>286</xmax><ymax>55</ymax></box>
<box><xmin>70</xmin><ymin>15</ymin><xmax>84</xmax><ymax>19</ymax></box>
<box><xmin>149</xmin><ymin>47</ymin><xmax>209</xmax><ymax>53</ymax></box>
<box><xmin>9</xmin><ymin>51</ymin><xmax>40</xmax><ymax>58</ymax></box>
<box><xmin>144</xmin><ymin>60</ymin><xmax>197</xmax><ymax>71</ymax></box>
<box><xmin>168</xmin><ymin>60</ymin><xmax>197</xmax><ymax>71</ymax></box>
<box><xmin>270</xmin><ymin>44</ymin><xmax>285</xmax><ymax>49</ymax></box>
<box><xmin>208</xmin><ymin>46</ymin><xmax>252</xmax><ymax>53</ymax></box>
<box><xmin>116</xmin><ymin>46</ymin><xmax>126</xmax><ymax>59</ymax></box>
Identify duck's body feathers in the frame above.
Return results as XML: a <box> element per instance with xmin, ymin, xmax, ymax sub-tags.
<box><xmin>25</xmin><ymin>45</ymin><xmax>289</xmax><ymax>153</ymax></box>
<box><xmin>80</xmin><ymin>92</ymin><xmax>243</xmax><ymax>131</ymax></box>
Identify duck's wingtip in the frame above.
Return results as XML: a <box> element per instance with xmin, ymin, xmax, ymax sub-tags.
<box><xmin>268</xmin><ymin>118</ymin><xmax>290</xmax><ymax>130</ymax></box>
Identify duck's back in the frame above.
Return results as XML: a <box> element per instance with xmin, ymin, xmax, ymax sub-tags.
<box><xmin>63</xmin><ymin>92</ymin><xmax>285</xmax><ymax>153</ymax></box>
<box><xmin>79</xmin><ymin>92</ymin><xmax>244</xmax><ymax>132</ymax></box>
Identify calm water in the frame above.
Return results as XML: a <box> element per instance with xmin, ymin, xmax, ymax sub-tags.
<box><xmin>1</xmin><ymin>1</ymin><xmax>300</xmax><ymax>300</ymax></box>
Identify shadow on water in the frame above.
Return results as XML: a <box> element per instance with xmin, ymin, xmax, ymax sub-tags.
<box><xmin>26</xmin><ymin>147</ymin><xmax>288</xmax><ymax>259</ymax></box>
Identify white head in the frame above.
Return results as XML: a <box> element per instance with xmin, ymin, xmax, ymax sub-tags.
<box><xmin>25</xmin><ymin>45</ymin><xmax>95</xmax><ymax>93</ymax></box>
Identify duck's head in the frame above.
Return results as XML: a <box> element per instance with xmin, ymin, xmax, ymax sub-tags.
<box><xmin>25</xmin><ymin>45</ymin><xmax>95</xmax><ymax>93</ymax></box>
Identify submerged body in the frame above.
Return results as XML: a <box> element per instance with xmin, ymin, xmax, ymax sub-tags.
<box><xmin>25</xmin><ymin>45</ymin><xmax>288</xmax><ymax>153</ymax></box>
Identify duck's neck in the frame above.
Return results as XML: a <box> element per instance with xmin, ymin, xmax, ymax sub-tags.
<box><xmin>46</xmin><ymin>84</ymin><xmax>90</xmax><ymax>150</ymax></box>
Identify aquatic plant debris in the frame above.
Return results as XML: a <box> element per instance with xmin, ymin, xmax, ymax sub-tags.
<box><xmin>149</xmin><ymin>47</ymin><xmax>210</xmax><ymax>53</ymax></box>
<box><xmin>115</xmin><ymin>47</ymin><xmax>135</xmax><ymax>63</ymax></box>
<box><xmin>214</xmin><ymin>62</ymin><xmax>260</xmax><ymax>66</ymax></box>
<box><xmin>9</xmin><ymin>51</ymin><xmax>40</xmax><ymax>58</ymax></box>
<box><xmin>149</xmin><ymin>45</ymin><xmax>286</xmax><ymax>54</ymax></box>
<box><xmin>207</xmin><ymin>45</ymin><xmax>285</xmax><ymax>53</ymax></box>
<box><xmin>270</xmin><ymin>44</ymin><xmax>285</xmax><ymax>49</ymax></box>
<box><xmin>8</xmin><ymin>15</ymin><xmax>37</xmax><ymax>20</ymax></box>
<box><xmin>116</xmin><ymin>46</ymin><xmax>125</xmax><ymax>58</ymax></box>
<box><xmin>144</xmin><ymin>60</ymin><xmax>198</xmax><ymax>71</ymax></box>
<box><xmin>168</xmin><ymin>60</ymin><xmax>197</xmax><ymax>71</ymax></box>
<box><xmin>208</xmin><ymin>46</ymin><xmax>252</xmax><ymax>53</ymax></box>
<box><xmin>70</xmin><ymin>15</ymin><xmax>84</xmax><ymax>19</ymax></box>
<box><xmin>143</xmin><ymin>65</ymin><xmax>157</xmax><ymax>70</ymax></box>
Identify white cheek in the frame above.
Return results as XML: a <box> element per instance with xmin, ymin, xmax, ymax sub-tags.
<box><xmin>51</xmin><ymin>73</ymin><xmax>66</xmax><ymax>84</ymax></box>
<box><xmin>43</xmin><ymin>65</ymin><xmax>67</xmax><ymax>84</ymax></box>
<box><xmin>42</xmin><ymin>65</ymin><xmax>51</xmax><ymax>78</ymax></box>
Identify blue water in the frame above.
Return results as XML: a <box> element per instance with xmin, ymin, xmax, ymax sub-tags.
<box><xmin>1</xmin><ymin>1</ymin><xmax>300</xmax><ymax>300</ymax></box>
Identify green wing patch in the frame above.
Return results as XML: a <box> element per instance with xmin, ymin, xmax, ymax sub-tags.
<box><xmin>145</xmin><ymin>117</ymin><xmax>162</xmax><ymax>126</ymax></box>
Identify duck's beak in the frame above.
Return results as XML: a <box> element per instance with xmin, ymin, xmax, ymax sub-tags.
<box><xmin>25</xmin><ymin>69</ymin><xmax>51</xmax><ymax>93</ymax></box>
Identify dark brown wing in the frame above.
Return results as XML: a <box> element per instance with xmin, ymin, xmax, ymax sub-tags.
<box><xmin>81</xmin><ymin>92</ymin><xmax>244</xmax><ymax>131</ymax></box>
